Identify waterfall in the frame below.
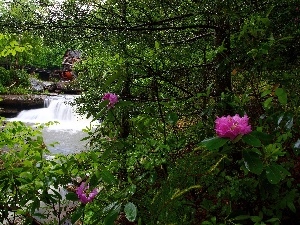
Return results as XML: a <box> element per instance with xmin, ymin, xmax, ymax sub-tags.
<box><xmin>9</xmin><ymin>95</ymin><xmax>95</xmax><ymax>131</ymax></box>
<box><xmin>8</xmin><ymin>95</ymin><xmax>98</xmax><ymax>154</ymax></box>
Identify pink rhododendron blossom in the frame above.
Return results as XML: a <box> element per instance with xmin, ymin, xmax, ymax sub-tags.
<box><xmin>215</xmin><ymin>114</ymin><xmax>252</xmax><ymax>140</ymax></box>
<box><xmin>76</xmin><ymin>182</ymin><xmax>98</xmax><ymax>204</ymax></box>
<box><xmin>102</xmin><ymin>93</ymin><xmax>118</xmax><ymax>108</ymax></box>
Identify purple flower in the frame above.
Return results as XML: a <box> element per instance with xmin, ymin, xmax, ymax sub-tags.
<box><xmin>76</xmin><ymin>182</ymin><xmax>98</xmax><ymax>204</ymax></box>
<box><xmin>215</xmin><ymin>114</ymin><xmax>252</xmax><ymax>140</ymax></box>
<box><xmin>102</xmin><ymin>93</ymin><xmax>118</xmax><ymax>108</ymax></box>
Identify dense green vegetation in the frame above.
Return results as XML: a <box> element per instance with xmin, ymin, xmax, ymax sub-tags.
<box><xmin>0</xmin><ymin>0</ymin><xmax>300</xmax><ymax>224</ymax></box>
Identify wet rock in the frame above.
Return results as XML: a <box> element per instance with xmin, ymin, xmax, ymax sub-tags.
<box><xmin>0</xmin><ymin>95</ymin><xmax>47</xmax><ymax>118</ymax></box>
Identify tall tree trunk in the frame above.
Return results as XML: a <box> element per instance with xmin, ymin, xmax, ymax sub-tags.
<box><xmin>215</xmin><ymin>19</ymin><xmax>233</xmax><ymax>115</ymax></box>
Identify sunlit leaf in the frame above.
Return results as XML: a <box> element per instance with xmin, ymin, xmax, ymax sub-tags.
<box><xmin>200</xmin><ymin>137</ymin><xmax>228</xmax><ymax>151</ymax></box>
<box><xmin>124</xmin><ymin>202</ymin><xmax>137</xmax><ymax>222</ymax></box>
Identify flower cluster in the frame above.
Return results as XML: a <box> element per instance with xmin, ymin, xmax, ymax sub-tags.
<box><xmin>215</xmin><ymin>114</ymin><xmax>252</xmax><ymax>140</ymax></box>
<box><xmin>102</xmin><ymin>93</ymin><xmax>118</xmax><ymax>109</ymax></box>
<box><xmin>76</xmin><ymin>182</ymin><xmax>98</xmax><ymax>204</ymax></box>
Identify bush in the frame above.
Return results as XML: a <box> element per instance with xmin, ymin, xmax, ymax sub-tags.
<box><xmin>0</xmin><ymin>66</ymin><xmax>13</xmax><ymax>87</ymax></box>
<box><xmin>0</xmin><ymin>67</ymin><xmax>31</xmax><ymax>94</ymax></box>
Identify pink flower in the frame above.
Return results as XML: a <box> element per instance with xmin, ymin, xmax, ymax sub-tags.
<box><xmin>102</xmin><ymin>93</ymin><xmax>118</xmax><ymax>108</ymax></box>
<box><xmin>76</xmin><ymin>182</ymin><xmax>98</xmax><ymax>204</ymax></box>
<box><xmin>215</xmin><ymin>114</ymin><xmax>252</xmax><ymax>140</ymax></box>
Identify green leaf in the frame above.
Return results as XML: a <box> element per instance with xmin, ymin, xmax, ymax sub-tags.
<box><xmin>263</xmin><ymin>97</ymin><xmax>273</xmax><ymax>108</ymax></box>
<box><xmin>31</xmin><ymin>197</ymin><xmax>41</xmax><ymax>214</ymax></box>
<box><xmin>126</xmin><ymin>184</ymin><xmax>136</xmax><ymax>196</ymax></box>
<box><xmin>117</xmin><ymin>101</ymin><xmax>132</xmax><ymax>107</ymax></box>
<box><xmin>101</xmin><ymin>147</ymin><xmax>112</xmax><ymax>159</ymax></box>
<box><xmin>104</xmin><ymin>72</ymin><xmax>120</xmax><ymax>87</ymax></box>
<box><xmin>11</xmin><ymin>49</ymin><xmax>16</xmax><ymax>56</ymax></box>
<box><xmin>155</xmin><ymin>41</ymin><xmax>160</xmax><ymax>50</ymax></box>
<box><xmin>275</xmin><ymin>88</ymin><xmax>287</xmax><ymax>105</ymax></box>
<box><xmin>265</xmin><ymin>163</ymin><xmax>290</xmax><ymax>184</ymax></box>
<box><xmin>201</xmin><ymin>222</ymin><xmax>213</xmax><ymax>225</ymax></box>
<box><xmin>71</xmin><ymin>205</ymin><xmax>85</xmax><ymax>224</ymax></box>
<box><xmin>124</xmin><ymin>202</ymin><xmax>137</xmax><ymax>222</ymax></box>
<box><xmin>242</xmin><ymin>133</ymin><xmax>261</xmax><ymax>147</ymax></box>
<box><xmin>234</xmin><ymin>215</ymin><xmax>250</xmax><ymax>220</ymax></box>
<box><xmin>265</xmin><ymin>218</ymin><xmax>280</xmax><ymax>223</ymax></box>
<box><xmin>104</xmin><ymin>204</ymin><xmax>121</xmax><ymax>225</ymax></box>
<box><xmin>101</xmin><ymin>168</ymin><xmax>117</xmax><ymax>185</ymax></box>
<box><xmin>251</xmin><ymin>216</ymin><xmax>262</xmax><ymax>223</ymax></box>
<box><xmin>251</xmin><ymin>131</ymin><xmax>273</xmax><ymax>143</ymax></box>
<box><xmin>287</xmin><ymin>201</ymin><xmax>296</xmax><ymax>213</ymax></box>
<box><xmin>261</xmin><ymin>89</ymin><xmax>271</xmax><ymax>97</ymax></box>
<box><xmin>66</xmin><ymin>192</ymin><xmax>79</xmax><ymax>201</ymax></box>
<box><xmin>243</xmin><ymin>150</ymin><xmax>263</xmax><ymax>175</ymax></box>
<box><xmin>23</xmin><ymin>160</ymin><xmax>33</xmax><ymax>168</ymax></box>
<box><xmin>19</xmin><ymin>172</ymin><xmax>33</xmax><ymax>181</ymax></box>
<box><xmin>200</xmin><ymin>137</ymin><xmax>228</xmax><ymax>151</ymax></box>
<box><xmin>10</xmin><ymin>40</ymin><xmax>19</xmax><ymax>46</ymax></box>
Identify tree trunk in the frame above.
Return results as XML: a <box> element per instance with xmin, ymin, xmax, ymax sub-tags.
<box><xmin>215</xmin><ymin>19</ymin><xmax>233</xmax><ymax>115</ymax></box>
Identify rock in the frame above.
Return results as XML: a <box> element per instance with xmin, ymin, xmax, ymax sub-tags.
<box><xmin>0</xmin><ymin>95</ymin><xmax>47</xmax><ymax>118</ymax></box>
<box><xmin>29</xmin><ymin>78</ymin><xmax>45</xmax><ymax>92</ymax></box>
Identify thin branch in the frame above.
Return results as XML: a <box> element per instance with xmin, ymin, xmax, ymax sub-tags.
<box><xmin>164</xmin><ymin>32</ymin><xmax>214</xmax><ymax>45</ymax></box>
<box><xmin>129</xmin><ymin>13</ymin><xmax>195</xmax><ymax>29</ymax></box>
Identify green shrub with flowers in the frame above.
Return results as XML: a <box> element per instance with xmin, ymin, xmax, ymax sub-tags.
<box><xmin>66</xmin><ymin>83</ymin><xmax>300</xmax><ymax>225</ymax></box>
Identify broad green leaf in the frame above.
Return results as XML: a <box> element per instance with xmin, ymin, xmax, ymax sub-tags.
<box><xmin>10</xmin><ymin>40</ymin><xmax>19</xmax><ymax>46</ymax></box>
<box><xmin>243</xmin><ymin>150</ymin><xmax>263</xmax><ymax>175</ymax></box>
<box><xmin>265</xmin><ymin>164</ymin><xmax>290</xmax><ymax>184</ymax></box>
<box><xmin>263</xmin><ymin>97</ymin><xmax>273</xmax><ymax>108</ymax></box>
<box><xmin>275</xmin><ymin>88</ymin><xmax>287</xmax><ymax>105</ymax></box>
<box><xmin>11</xmin><ymin>49</ymin><xmax>16</xmax><ymax>56</ymax></box>
<box><xmin>101</xmin><ymin>147</ymin><xmax>112</xmax><ymax>159</ymax></box>
<box><xmin>66</xmin><ymin>192</ymin><xmax>79</xmax><ymax>201</ymax></box>
<box><xmin>90</xmin><ymin>151</ymin><xmax>99</xmax><ymax>163</ymax></box>
<box><xmin>95</xmin><ymin>101</ymin><xmax>110</xmax><ymax>117</ymax></box>
<box><xmin>124</xmin><ymin>202</ymin><xmax>137</xmax><ymax>222</ymax></box>
<box><xmin>200</xmin><ymin>137</ymin><xmax>228</xmax><ymax>151</ymax></box>
<box><xmin>251</xmin><ymin>216</ymin><xmax>262</xmax><ymax>223</ymax></box>
<box><xmin>117</xmin><ymin>101</ymin><xmax>132</xmax><ymax>107</ymax></box>
<box><xmin>23</xmin><ymin>160</ymin><xmax>33</xmax><ymax>168</ymax></box>
<box><xmin>277</xmin><ymin>164</ymin><xmax>290</xmax><ymax>177</ymax></box>
<box><xmin>30</xmin><ymin>197</ymin><xmax>41</xmax><ymax>214</ymax></box>
<box><xmin>101</xmin><ymin>168</ymin><xmax>117</xmax><ymax>185</ymax></box>
<box><xmin>265</xmin><ymin>218</ymin><xmax>280</xmax><ymax>223</ymax></box>
<box><xmin>234</xmin><ymin>215</ymin><xmax>250</xmax><ymax>220</ymax></box>
<box><xmin>261</xmin><ymin>89</ymin><xmax>271</xmax><ymax>97</ymax></box>
<box><xmin>71</xmin><ymin>205</ymin><xmax>85</xmax><ymax>224</ymax></box>
<box><xmin>251</xmin><ymin>131</ymin><xmax>273</xmax><ymax>143</ymax></box>
<box><xmin>242</xmin><ymin>133</ymin><xmax>261</xmax><ymax>147</ymax></box>
<box><xmin>19</xmin><ymin>172</ymin><xmax>33</xmax><ymax>180</ymax></box>
<box><xmin>104</xmin><ymin>204</ymin><xmax>121</xmax><ymax>225</ymax></box>
<box><xmin>104</xmin><ymin>72</ymin><xmax>120</xmax><ymax>87</ymax></box>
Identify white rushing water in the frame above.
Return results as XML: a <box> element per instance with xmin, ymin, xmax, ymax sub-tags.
<box><xmin>9</xmin><ymin>95</ymin><xmax>97</xmax><ymax>154</ymax></box>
